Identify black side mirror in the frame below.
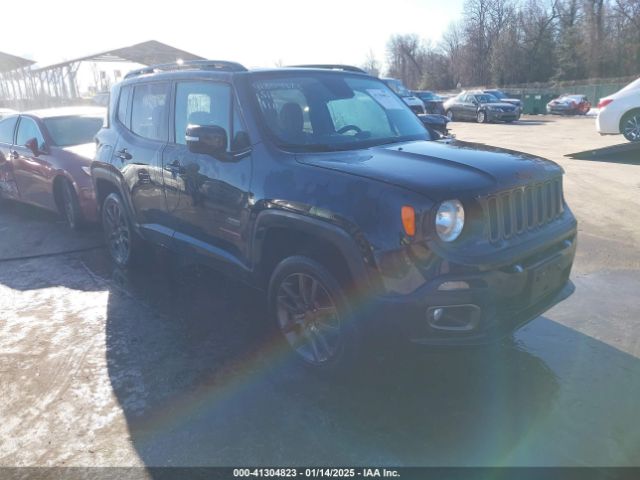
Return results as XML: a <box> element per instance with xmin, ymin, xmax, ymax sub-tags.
<box><xmin>25</xmin><ymin>137</ymin><xmax>41</xmax><ymax>156</ymax></box>
<box><xmin>186</xmin><ymin>125</ymin><xmax>228</xmax><ymax>157</ymax></box>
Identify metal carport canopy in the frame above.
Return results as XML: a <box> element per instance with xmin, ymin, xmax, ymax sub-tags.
<box><xmin>0</xmin><ymin>52</ymin><xmax>35</xmax><ymax>73</ymax></box>
<box><xmin>32</xmin><ymin>40</ymin><xmax>205</xmax><ymax>71</ymax></box>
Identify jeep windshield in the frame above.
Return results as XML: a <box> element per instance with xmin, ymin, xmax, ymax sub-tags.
<box><xmin>251</xmin><ymin>73</ymin><xmax>430</xmax><ymax>152</ymax></box>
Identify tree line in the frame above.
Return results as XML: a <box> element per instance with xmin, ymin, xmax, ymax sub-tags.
<box><xmin>364</xmin><ymin>0</ymin><xmax>640</xmax><ymax>90</ymax></box>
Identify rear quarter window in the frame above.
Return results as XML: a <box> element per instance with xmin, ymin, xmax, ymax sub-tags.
<box><xmin>117</xmin><ymin>86</ymin><xmax>132</xmax><ymax>128</ymax></box>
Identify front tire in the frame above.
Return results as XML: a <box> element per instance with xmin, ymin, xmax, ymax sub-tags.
<box><xmin>60</xmin><ymin>179</ymin><xmax>83</xmax><ymax>230</ymax></box>
<box><xmin>621</xmin><ymin>111</ymin><xmax>640</xmax><ymax>142</ymax></box>
<box><xmin>268</xmin><ymin>256</ymin><xmax>360</xmax><ymax>374</ymax></box>
<box><xmin>446</xmin><ymin>109</ymin><xmax>455</xmax><ymax>122</ymax></box>
<box><xmin>477</xmin><ymin>110</ymin><xmax>487</xmax><ymax>123</ymax></box>
<box><xmin>102</xmin><ymin>193</ymin><xmax>140</xmax><ymax>268</ymax></box>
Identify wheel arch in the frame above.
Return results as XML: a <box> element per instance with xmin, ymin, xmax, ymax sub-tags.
<box><xmin>252</xmin><ymin>210</ymin><xmax>375</xmax><ymax>292</ymax></box>
<box><xmin>91</xmin><ymin>164</ymin><xmax>138</xmax><ymax>225</ymax></box>
<box><xmin>51</xmin><ymin>173</ymin><xmax>76</xmax><ymax>214</ymax></box>
<box><xmin>619</xmin><ymin>108</ymin><xmax>640</xmax><ymax>134</ymax></box>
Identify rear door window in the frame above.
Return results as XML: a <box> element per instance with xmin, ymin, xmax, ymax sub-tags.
<box><xmin>131</xmin><ymin>83</ymin><xmax>169</xmax><ymax>141</ymax></box>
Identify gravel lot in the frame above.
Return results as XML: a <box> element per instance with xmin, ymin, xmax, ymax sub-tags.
<box><xmin>1</xmin><ymin>115</ymin><xmax>639</xmax><ymax>468</ymax></box>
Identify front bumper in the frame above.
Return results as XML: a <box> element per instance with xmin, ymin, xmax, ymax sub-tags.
<box><xmin>547</xmin><ymin>106</ymin><xmax>580</xmax><ymax>115</ymax></box>
<box><xmin>487</xmin><ymin>110</ymin><xmax>519</xmax><ymax>122</ymax></box>
<box><xmin>596</xmin><ymin>108</ymin><xmax>621</xmax><ymax>135</ymax></box>
<box><xmin>369</xmin><ymin>231</ymin><xmax>576</xmax><ymax>346</ymax></box>
<box><xmin>77</xmin><ymin>185</ymin><xmax>99</xmax><ymax>222</ymax></box>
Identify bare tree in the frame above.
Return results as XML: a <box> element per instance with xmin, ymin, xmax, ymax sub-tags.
<box><xmin>386</xmin><ymin>34</ymin><xmax>426</xmax><ymax>88</ymax></box>
<box><xmin>361</xmin><ymin>50</ymin><xmax>381</xmax><ymax>77</ymax></box>
<box><xmin>371</xmin><ymin>0</ymin><xmax>639</xmax><ymax>90</ymax></box>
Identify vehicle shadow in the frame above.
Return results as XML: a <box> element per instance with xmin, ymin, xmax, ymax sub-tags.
<box><xmin>565</xmin><ymin>143</ymin><xmax>640</xmax><ymax>165</ymax></box>
<box><xmin>93</xmin><ymin>252</ymin><xmax>640</xmax><ymax>469</ymax></box>
<box><xmin>504</xmin><ymin>119</ymin><xmax>551</xmax><ymax>126</ymax></box>
<box><xmin>449</xmin><ymin>118</ymin><xmax>550</xmax><ymax>127</ymax></box>
<box><xmin>0</xmin><ymin>200</ymin><xmax>103</xmax><ymax>263</ymax></box>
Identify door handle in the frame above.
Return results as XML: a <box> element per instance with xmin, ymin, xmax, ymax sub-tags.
<box><xmin>115</xmin><ymin>148</ymin><xmax>132</xmax><ymax>161</ymax></box>
<box><xmin>165</xmin><ymin>160</ymin><xmax>185</xmax><ymax>175</ymax></box>
<box><xmin>10</xmin><ymin>150</ymin><xmax>19</xmax><ymax>160</ymax></box>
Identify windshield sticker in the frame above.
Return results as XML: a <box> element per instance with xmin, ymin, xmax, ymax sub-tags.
<box><xmin>366</xmin><ymin>89</ymin><xmax>404</xmax><ymax>110</ymax></box>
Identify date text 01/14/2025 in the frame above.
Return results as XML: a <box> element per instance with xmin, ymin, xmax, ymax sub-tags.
<box><xmin>232</xmin><ymin>468</ymin><xmax>400</xmax><ymax>478</ymax></box>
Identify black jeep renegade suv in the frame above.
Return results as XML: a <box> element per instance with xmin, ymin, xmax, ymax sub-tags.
<box><xmin>93</xmin><ymin>61</ymin><xmax>576</xmax><ymax>371</ymax></box>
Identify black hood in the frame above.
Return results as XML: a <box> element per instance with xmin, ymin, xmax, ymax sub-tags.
<box><xmin>297</xmin><ymin>139</ymin><xmax>563</xmax><ymax>201</ymax></box>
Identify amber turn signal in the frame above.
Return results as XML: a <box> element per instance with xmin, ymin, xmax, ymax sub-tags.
<box><xmin>401</xmin><ymin>206</ymin><xmax>416</xmax><ymax>236</ymax></box>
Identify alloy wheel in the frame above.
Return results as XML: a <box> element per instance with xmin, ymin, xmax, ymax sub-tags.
<box><xmin>477</xmin><ymin>111</ymin><xmax>486</xmax><ymax>123</ymax></box>
<box><xmin>622</xmin><ymin>114</ymin><xmax>640</xmax><ymax>142</ymax></box>
<box><xmin>276</xmin><ymin>272</ymin><xmax>342</xmax><ymax>365</ymax></box>
<box><xmin>103</xmin><ymin>199</ymin><xmax>131</xmax><ymax>265</ymax></box>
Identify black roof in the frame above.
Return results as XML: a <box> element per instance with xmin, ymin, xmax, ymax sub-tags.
<box><xmin>125</xmin><ymin>60</ymin><xmax>247</xmax><ymax>79</ymax></box>
<box><xmin>123</xmin><ymin>60</ymin><xmax>370</xmax><ymax>81</ymax></box>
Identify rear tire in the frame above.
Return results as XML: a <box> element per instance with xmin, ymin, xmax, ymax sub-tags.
<box><xmin>268</xmin><ymin>255</ymin><xmax>361</xmax><ymax>376</ymax></box>
<box><xmin>621</xmin><ymin>110</ymin><xmax>640</xmax><ymax>142</ymax></box>
<box><xmin>101</xmin><ymin>192</ymin><xmax>140</xmax><ymax>268</ymax></box>
<box><xmin>59</xmin><ymin>179</ymin><xmax>83</xmax><ymax>230</ymax></box>
<box><xmin>446</xmin><ymin>109</ymin><xmax>455</xmax><ymax>122</ymax></box>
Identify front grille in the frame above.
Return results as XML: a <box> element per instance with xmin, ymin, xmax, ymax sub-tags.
<box><xmin>484</xmin><ymin>178</ymin><xmax>564</xmax><ymax>243</ymax></box>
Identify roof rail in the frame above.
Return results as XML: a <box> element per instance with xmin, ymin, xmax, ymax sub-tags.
<box><xmin>288</xmin><ymin>64</ymin><xmax>368</xmax><ymax>74</ymax></box>
<box><xmin>125</xmin><ymin>60</ymin><xmax>248</xmax><ymax>79</ymax></box>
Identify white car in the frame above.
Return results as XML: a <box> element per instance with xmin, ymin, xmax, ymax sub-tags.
<box><xmin>596</xmin><ymin>78</ymin><xmax>640</xmax><ymax>142</ymax></box>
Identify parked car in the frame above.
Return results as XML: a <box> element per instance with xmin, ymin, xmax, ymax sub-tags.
<box><xmin>381</xmin><ymin>77</ymin><xmax>426</xmax><ymax>114</ymax></box>
<box><xmin>0</xmin><ymin>108</ymin><xmax>17</xmax><ymax>120</ymax></box>
<box><xmin>483</xmin><ymin>89</ymin><xmax>522</xmax><ymax>117</ymax></box>
<box><xmin>412</xmin><ymin>90</ymin><xmax>445</xmax><ymax>115</ymax></box>
<box><xmin>444</xmin><ymin>91</ymin><xmax>520</xmax><ymax>123</ymax></box>
<box><xmin>596</xmin><ymin>77</ymin><xmax>640</xmax><ymax>142</ymax></box>
<box><xmin>93</xmin><ymin>61</ymin><xmax>576</xmax><ymax>373</ymax></box>
<box><xmin>546</xmin><ymin>94</ymin><xmax>591</xmax><ymax>115</ymax></box>
<box><xmin>0</xmin><ymin>106</ymin><xmax>104</xmax><ymax>229</ymax></box>
<box><xmin>417</xmin><ymin>114</ymin><xmax>450</xmax><ymax>136</ymax></box>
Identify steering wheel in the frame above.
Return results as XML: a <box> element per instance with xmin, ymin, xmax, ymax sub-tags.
<box><xmin>337</xmin><ymin>125</ymin><xmax>362</xmax><ymax>135</ymax></box>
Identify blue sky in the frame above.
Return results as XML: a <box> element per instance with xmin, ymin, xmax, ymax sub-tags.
<box><xmin>5</xmin><ymin>0</ymin><xmax>465</xmax><ymax>69</ymax></box>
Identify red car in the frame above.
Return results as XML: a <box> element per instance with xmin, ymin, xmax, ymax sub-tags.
<box><xmin>546</xmin><ymin>94</ymin><xmax>591</xmax><ymax>115</ymax></box>
<box><xmin>0</xmin><ymin>107</ymin><xmax>104</xmax><ymax>229</ymax></box>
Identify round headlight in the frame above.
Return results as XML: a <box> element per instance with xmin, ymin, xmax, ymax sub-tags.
<box><xmin>435</xmin><ymin>200</ymin><xmax>465</xmax><ymax>242</ymax></box>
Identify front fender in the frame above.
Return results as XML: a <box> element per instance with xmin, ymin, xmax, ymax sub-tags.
<box><xmin>91</xmin><ymin>160</ymin><xmax>139</xmax><ymax>230</ymax></box>
<box><xmin>251</xmin><ymin>209</ymin><xmax>377</xmax><ymax>291</ymax></box>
